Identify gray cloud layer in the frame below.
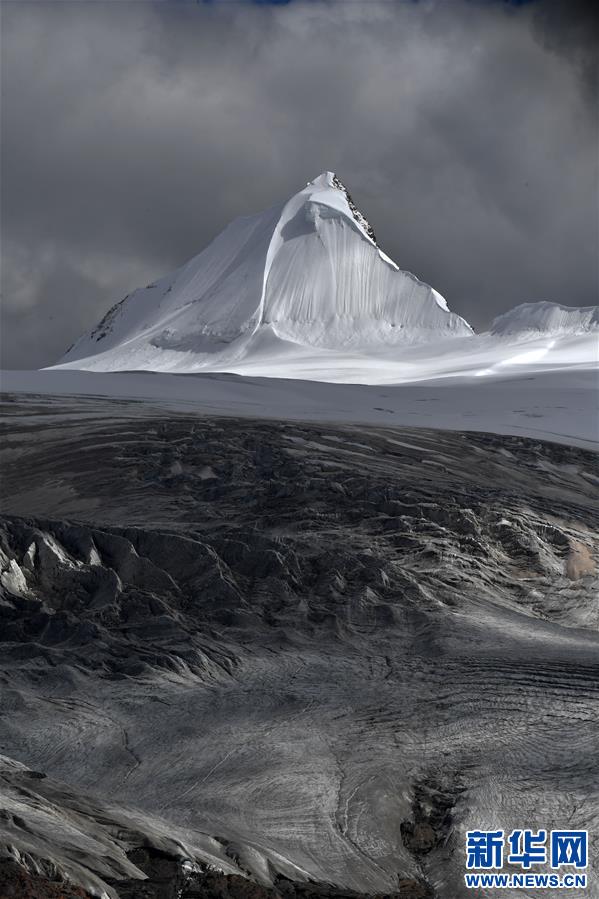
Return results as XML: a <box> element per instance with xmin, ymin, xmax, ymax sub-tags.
<box><xmin>1</xmin><ymin>0</ymin><xmax>597</xmax><ymax>368</ymax></box>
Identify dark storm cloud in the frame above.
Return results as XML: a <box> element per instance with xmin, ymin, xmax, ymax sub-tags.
<box><xmin>1</xmin><ymin>0</ymin><xmax>597</xmax><ymax>368</ymax></box>
<box><xmin>528</xmin><ymin>0</ymin><xmax>598</xmax><ymax>96</ymax></box>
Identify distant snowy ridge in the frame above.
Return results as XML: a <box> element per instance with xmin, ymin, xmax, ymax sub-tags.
<box><xmin>491</xmin><ymin>301</ymin><xmax>599</xmax><ymax>336</ymax></box>
<box><xmin>58</xmin><ymin>172</ymin><xmax>472</xmax><ymax>372</ymax></box>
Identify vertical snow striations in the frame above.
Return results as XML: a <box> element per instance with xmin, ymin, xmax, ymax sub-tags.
<box><xmin>260</xmin><ymin>172</ymin><xmax>472</xmax><ymax>350</ymax></box>
<box><xmin>58</xmin><ymin>172</ymin><xmax>473</xmax><ymax>372</ymax></box>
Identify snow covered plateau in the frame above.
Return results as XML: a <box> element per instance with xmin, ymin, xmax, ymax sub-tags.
<box><xmin>0</xmin><ymin>173</ymin><xmax>598</xmax><ymax>899</ymax></box>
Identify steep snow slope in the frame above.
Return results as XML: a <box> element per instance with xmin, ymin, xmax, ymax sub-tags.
<box><xmin>491</xmin><ymin>301</ymin><xmax>599</xmax><ymax>335</ymax></box>
<box><xmin>58</xmin><ymin>172</ymin><xmax>472</xmax><ymax>372</ymax></box>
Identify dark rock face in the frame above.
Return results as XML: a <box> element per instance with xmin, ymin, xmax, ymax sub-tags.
<box><xmin>106</xmin><ymin>848</ymin><xmax>431</xmax><ymax>899</ymax></box>
<box><xmin>0</xmin><ymin>853</ymin><xmax>432</xmax><ymax>899</ymax></box>
<box><xmin>0</xmin><ymin>860</ymin><xmax>92</xmax><ymax>899</ymax></box>
<box><xmin>0</xmin><ymin>395</ymin><xmax>597</xmax><ymax>898</ymax></box>
<box><xmin>331</xmin><ymin>175</ymin><xmax>377</xmax><ymax>244</ymax></box>
<box><xmin>400</xmin><ymin>775</ymin><xmax>465</xmax><ymax>859</ymax></box>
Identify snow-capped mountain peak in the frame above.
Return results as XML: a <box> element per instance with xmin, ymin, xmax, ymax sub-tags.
<box><xmin>57</xmin><ymin>172</ymin><xmax>474</xmax><ymax>373</ymax></box>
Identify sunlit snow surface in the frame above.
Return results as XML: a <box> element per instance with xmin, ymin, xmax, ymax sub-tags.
<box><xmin>3</xmin><ymin>360</ymin><xmax>598</xmax><ymax>450</ymax></box>
<box><xmin>24</xmin><ymin>311</ymin><xmax>599</xmax><ymax>451</ymax></box>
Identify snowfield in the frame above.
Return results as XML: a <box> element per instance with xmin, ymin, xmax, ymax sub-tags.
<box><xmin>2</xmin><ymin>365</ymin><xmax>598</xmax><ymax>450</ymax></box>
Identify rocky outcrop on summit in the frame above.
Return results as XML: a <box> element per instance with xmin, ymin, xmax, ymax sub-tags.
<box><xmin>330</xmin><ymin>174</ymin><xmax>378</xmax><ymax>244</ymax></box>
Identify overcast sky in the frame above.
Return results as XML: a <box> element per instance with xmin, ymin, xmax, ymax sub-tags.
<box><xmin>1</xmin><ymin>0</ymin><xmax>597</xmax><ymax>369</ymax></box>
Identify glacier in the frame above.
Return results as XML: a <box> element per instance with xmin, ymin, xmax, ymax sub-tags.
<box><xmin>0</xmin><ymin>397</ymin><xmax>598</xmax><ymax>898</ymax></box>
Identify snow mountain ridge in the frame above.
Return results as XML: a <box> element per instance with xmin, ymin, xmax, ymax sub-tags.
<box><xmin>57</xmin><ymin>172</ymin><xmax>473</xmax><ymax>372</ymax></box>
<box><xmin>55</xmin><ymin>171</ymin><xmax>598</xmax><ymax>381</ymax></box>
<box><xmin>491</xmin><ymin>301</ymin><xmax>599</xmax><ymax>336</ymax></box>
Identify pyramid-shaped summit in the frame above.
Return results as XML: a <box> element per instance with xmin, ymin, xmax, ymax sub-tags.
<box><xmin>58</xmin><ymin>172</ymin><xmax>472</xmax><ymax>373</ymax></box>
